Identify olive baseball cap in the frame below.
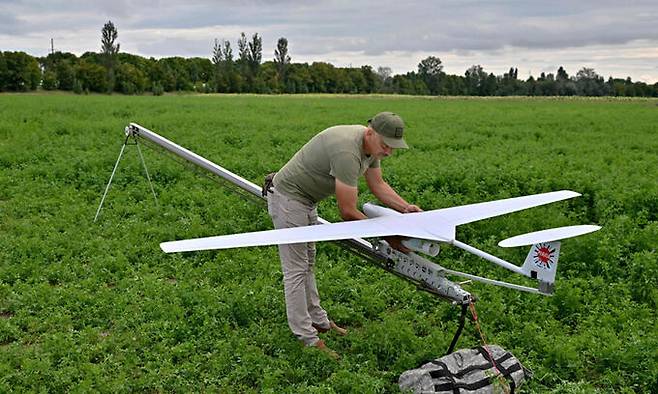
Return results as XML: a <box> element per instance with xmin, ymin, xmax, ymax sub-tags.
<box><xmin>368</xmin><ymin>112</ymin><xmax>408</xmax><ymax>149</ymax></box>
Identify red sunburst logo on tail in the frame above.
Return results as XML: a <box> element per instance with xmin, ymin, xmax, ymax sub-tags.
<box><xmin>533</xmin><ymin>243</ymin><xmax>556</xmax><ymax>269</ymax></box>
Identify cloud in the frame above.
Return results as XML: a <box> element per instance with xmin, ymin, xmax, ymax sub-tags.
<box><xmin>1</xmin><ymin>0</ymin><xmax>657</xmax><ymax>82</ymax></box>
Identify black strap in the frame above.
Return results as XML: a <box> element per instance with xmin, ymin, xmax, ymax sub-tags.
<box><xmin>477</xmin><ymin>347</ymin><xmax>520</xmax><ymax>393</ymax></box>
<box><xmin>446</xmin><ymin>304</ymin><xmax>468</xmax><ymax>355</ymax></box>
<box><xmin>434</xmin><ymin>366</ymin><xmax>521</xmax><ymax>393</ymax></box>
<box><xmin>451</xmin><ymin>349</ymin><xmax>513</xmax><ymax>378</ymax></box>
<box><xmin>429</xmin><ymin>368</ymin><xmax>451</xmax><ymax>379</ymax></box>
<box><xmin>496</xmin><ymin>362</ymin><xmax>523</xmax><ymax>393</ymax></box>
<box><xmin>430</xmin><ymin>352</ymin><xmax>514</xmax><ymax>379</ymax></box>
<box><xmin>429</xmin><ymin>361</ymin><xmax>459</xmax><ymax>393</ymax></box>
<box><xmin>435</xmin><ymin>376</ymin><xmax>493</xmax><ymax>392</ymax></box>
<box><xmin>476</xmin><ymin>346</ymin><xmax>495</xmax><ymax>364</ymax></box>
<box><xmin>431</xmin><ymin>350</ymin><xmax>523</xmax><ymax>393</ymax></box>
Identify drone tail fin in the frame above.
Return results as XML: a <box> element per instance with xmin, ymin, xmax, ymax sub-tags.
<box><xmin>521</xmin><ymin>241</ymin><xmax>561</xmax><ymax>294</ymax></box>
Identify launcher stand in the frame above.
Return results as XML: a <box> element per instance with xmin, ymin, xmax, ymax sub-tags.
<box><xmin>94</xmin><ymin>132</ymin><xmax>158</xmax><ymax>222</ymax></box>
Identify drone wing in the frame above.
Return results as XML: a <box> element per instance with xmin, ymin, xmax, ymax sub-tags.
<box><xmin>160</xmin><ymin>215</ymin><xmax>446</xmax><ymax>253</ymax></box>
<box><xmin>161</xmin><ymin>190</ymin><xmax>581</xmax><ymax>253</ymax></box>
<box><xmin>428</xmin><ymin>190</ymin><xmax>580</xmax><ymax>226</ymax></box>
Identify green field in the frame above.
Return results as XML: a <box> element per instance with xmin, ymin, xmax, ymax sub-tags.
<box><xmin>0</xmin><ymin>94</ymin><xmax>656</xmax><ymax>393</ymax></box>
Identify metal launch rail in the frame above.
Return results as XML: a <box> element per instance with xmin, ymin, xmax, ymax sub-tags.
<box><xmin>96</xmin><ymin>123</ymin><xmax>477</xmax><ymax>305</ymax></box>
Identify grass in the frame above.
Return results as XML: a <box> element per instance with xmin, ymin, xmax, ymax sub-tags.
<box><xmin>0</xmin><ymin>94</ymin><xmax>656</xmax><ymax>392</ymax></box>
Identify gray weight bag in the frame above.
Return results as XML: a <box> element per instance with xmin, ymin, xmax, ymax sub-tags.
<box><xmin>399</xmin><ymin>345</ymin><xmax>531</xmax><ymax>393</ymax></box>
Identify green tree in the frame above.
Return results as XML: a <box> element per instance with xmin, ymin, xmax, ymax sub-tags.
<box><xmin>41</xmin><ymin>51</ymin><xmax>77</xmax><ymax>69</ymax></box>
<box><xmin>101</xmin><ymin>20</ymin><xmax>120</xmax><ymax>92</ymax></box>
<box><xmin>417</xmin><ymin>56</ymin><xmax>444</xmax><ymax>95</ymax></box>
<box><xmin>75</xmin><ymin>60</ymin><xmax>108</xmax><ymax>92</ymax></box>
<box><xmin>575</xmin><ymin>67</ymin><xmax>605</xmax><ymax>96</ymax></box>
<box><xmin>555</xmin><ymin>66</ymin><xmax>574</xmax><ymax>96</ymax></box>
<box><xmin>238</xmin><ymin>32</ymin><xmax>248</xmax><ymax>63</ymax></box>
<box><xmin>187</xmin><ymin>57</ymin><xmax>212</xmax><ymax>89</ymax></box>
<box><xmin>146</xmin><ymin>59</ymin><xmax>173</xmax><ymax>91</ymax></box>
<box><xmin>464</xmin><ymin>65</ymin><xmax>488</xmax><ymax>95</ymax></box>
<box><xmin>537</xmin><ymin>73</ymin><xmax>557</xmax><ymax>96</ymax></box>
<box><xmin>2</xmin><ymin>51</ymin><xmax>40</xmax><ymax>91</ymax></box>
<box><xmin>55</xmin><ymin>61</ymin><xmax>76</xmax><ymax>90</ymax></box>
<box><xmin>72</xmin><ymin>79</ymin><xmax>83</xmax><ymax>94</ymax></box>
<box><xmin>246</xmin><ymin>33</ymin><xmax>263</xmax><ymax>90</ymax></box>
<box><xmin>248</xmin><ymin>33</ymin><xmax>262</xmax><ymax>70</ymax></box>
<box><xmin>0</xmin><ymin>52</ymin><xmax>7</xmax><ymax>91</ymax></box>
<box><xmin>222</xmin><ymin>40</ymin><xmax>240</xmax><ymax>92</ymax></box>
<box><xmin>390</xmin><ymin>71</ymin><xmax>428</xmax><ymax>95</ymax></box>
<box><xmin>274</xmin><ymin>37</ymin><xmax>291</xmax><ymax>90</ymax></box>
<box><xmin>525</xmin><ymin>75</ymin><xmax>537</xmax><ymax>95</ymax></box>
<box><xmin>286</xmin><ymin>63</ymin><xmax>312</xmax><ymax>93</ymax></box>
<box><xmin>212</xmin><ymin>38</ymin><xmax>223</xmax><ymax>66</ymax></box>
<box><xmin>115</xmin><ymin>62</ymin><xmax>147</xmax><ymax>94</ymax></box>
<box><xmin>212</xmin><ymin>38</ymin><xmax>235</xmax><ymax>92</ymax></box>
<box><xmin>42</xmin><ymin>70</ymin><xmax>58</xmax><ymax>90</ymax></box>
<box><xmin>259</xmin><ymin>61</ymin><xmax>278</xmax><ymax>93</ymax></box>
<box><xmin>237</xmin><ymin>32</ymin><xmax>249</xmax><ymax>90</ymax></box>
<box><xmin>443</xmin><ymin>74</ymin><xmax>466</xmax><ymax>95</ymax></box>
<box><xmin>556</xmin><ymin>66</ymin><xmax>569</xmax><ymax>81</ymax></box>
<box><xmin>309</xmin><ymin>62</ymin><xmax>337</xmax><ymax>92</ymax></box>
<box><xmin>158</xmin><ymin>57</ymin><xmax>192</xmax><ymax>91</ymax></box>
<box><xmin>497</xmin><ymin>67</ymin><xmax>520</xmax><ymax>96</ymax></box>
<box><xmin>376</xmin><ymin>66</ymin><xmax>392</xmax><ymax>93</ymax></box>
<box><xmin>334</xmin><ymin>68</ymin><xmax>353</xmax><ymax>93</ymax></box>
<box><xmin>482</xmin><ymin>72</ymin><xmax>498</xmax><ymax>95</ymax></box>
<box><xmin>39</xmin><ymin>52</ymin><xmax>78</xmax><ymax>91</ymax></box>
<box><xmin>360</xmin><ymin>65</ymin><xmax>377</xmax><ymax>93</ymax></box>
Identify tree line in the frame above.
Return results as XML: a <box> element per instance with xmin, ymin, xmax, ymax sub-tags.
<box><xmin>1</xmin><ymin>21</ymin><xmax>656</xmax><ymax>97</ymax></box>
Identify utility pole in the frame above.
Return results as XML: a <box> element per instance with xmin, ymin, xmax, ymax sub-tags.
<box><xmin>51</xmin><ymin>38</ymin><xmax>54</xmax><ymax>54</ymax></box>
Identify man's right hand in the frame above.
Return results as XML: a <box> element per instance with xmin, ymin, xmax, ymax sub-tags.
<box><xmin>403</xmin><ymin>204</ymin><xmax>422</xmax><ymax>213</ymax></box>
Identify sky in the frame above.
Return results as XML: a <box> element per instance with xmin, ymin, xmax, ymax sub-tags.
<box><xmin>1</xmin><ymin>0</ymin><xmax>657</xmax><ymax>83</ymax></box>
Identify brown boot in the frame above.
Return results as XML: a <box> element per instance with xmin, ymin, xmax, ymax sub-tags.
<box><xmin>312</xmin><ymin>321</ymin><xmax>348</xmax><ymax>336</ymax></box>
<box><xmin>313</xmin><ymin>339</ymin><xmax>340</xmax><ymax>360</ymax></box>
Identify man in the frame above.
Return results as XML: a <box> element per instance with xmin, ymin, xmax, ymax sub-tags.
<box><xmin>265</xmin><ymin>112</ymin><xmax>421</xmax><ymax>358</ymax></box>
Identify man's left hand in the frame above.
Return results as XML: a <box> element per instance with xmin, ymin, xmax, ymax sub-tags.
<box><xmin>403</xmin><ymin>204</ymin><xmax>422</xmax><ymax>213</ymax></box>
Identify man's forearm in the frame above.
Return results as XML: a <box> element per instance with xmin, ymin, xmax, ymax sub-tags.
<box><xmin>372</xmin><ymin>182</ymin><xmax>410</xmax><ymax>212</ymax></box>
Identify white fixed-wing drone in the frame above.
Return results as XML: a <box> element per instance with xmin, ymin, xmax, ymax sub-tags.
<box><xmin>161</xmin><ymin>190</ymin><xmax>600</xmax><ymax>295</ymax></box>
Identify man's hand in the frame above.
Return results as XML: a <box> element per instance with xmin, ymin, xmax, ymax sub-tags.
<box><xmin>384</xmin><ymin>236</ymin><xmax>411</xmax><ymax>253</ymax></box>
<box><xmin>403</xmin><ymin>204</ymin><xmax>422</xmax><ymax>213</ymax></box>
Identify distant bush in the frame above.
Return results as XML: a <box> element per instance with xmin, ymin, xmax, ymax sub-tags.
<box><xmin>75</xmin><ymin>60</ymin><xmax>108</xmax><ymax>92</ymax></box>
<box><xmin>1</xmin><ymin>51</ymin><xmax>40</xmax><ymax>91</ymax></box>
<box><xmin>152</xmin><ymin>82</ymin><xmax>164</xmax><ymax>96</ymax></box>
<box><xmin>115</xmin><ymin>62</ymin><xmax>146</xmax><ymax>94</ymax></box>
<box><xmin>42</xmin><ymin>70</ymin><xmax>58</xmax><ymax>90</ymax></box>
<box><xmin>72</xmin><ymin>79</ymin><xmax>83</xmax><ymax>94</ymax></box>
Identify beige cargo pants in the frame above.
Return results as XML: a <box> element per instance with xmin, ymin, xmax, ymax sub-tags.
<box><xmin>267</xmin><ymin>188</ymin><xmax>330</xmax><ymax>346</ymax></box>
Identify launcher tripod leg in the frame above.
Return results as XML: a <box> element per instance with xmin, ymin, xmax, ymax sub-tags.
<box><xmin>94</xmin><ymin>135</ymin><xmax>158</xmax><ymax>222</ymax></box>
<box><xmin>135</xmin><ymin>139</ymin><xmax>158</xmax><ymax>206</ymax></box>
<box><xmin>446</xmin><ymin>303</ymin><xmax>469</xmax><ymax>355</ymax></box>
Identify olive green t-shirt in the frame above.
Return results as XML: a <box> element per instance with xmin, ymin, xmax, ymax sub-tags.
<box><xmin>273</xmin><ymin>125</ymin><xmax>381</xmax><ymax>203</ymax></box>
